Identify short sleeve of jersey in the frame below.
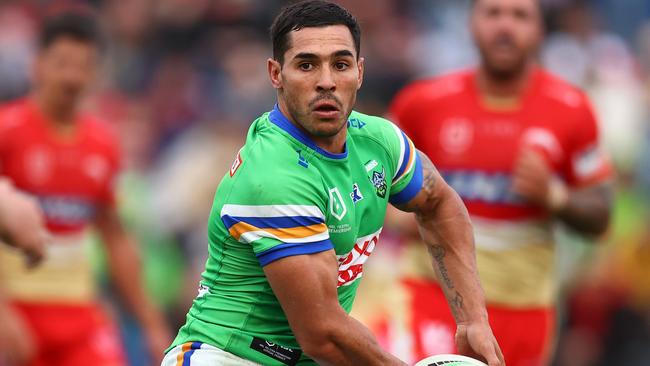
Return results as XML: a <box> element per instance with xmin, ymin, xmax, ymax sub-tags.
<box><xmin>384</xmin><ymin>121</ymin><xmax>424</xmax><ymax>205</ymax></box>
<box><xmin>218</xmin><ymin>151</ymin><xmax>333</xmax><ymax>266</ymax></box>
<box><xmin>564</xmin><ymin>97</ymin><xmax>613</xmax><ymax>187</ymax></box>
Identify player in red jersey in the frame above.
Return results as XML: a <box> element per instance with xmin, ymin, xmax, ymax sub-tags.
<box><xmin>388</xmin><ymin>0</ymin><xmax>613</xmax><ymax>365</ymax></box>
<box><xmin>0</xmin><ymin>13</ymin><xmax>170</xmax><ymax>366</ymax></box>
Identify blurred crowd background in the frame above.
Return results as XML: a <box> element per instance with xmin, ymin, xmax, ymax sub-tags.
<box><xmin>1</xmin><ymin>0</ymin><xmax>650</xmax><ymax>365</ymax></box>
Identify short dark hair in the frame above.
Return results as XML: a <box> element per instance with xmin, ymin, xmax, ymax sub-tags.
<box><xmin>270</xmin><ymin>0</ymin><xmax>361</xmax><ymax>64</ymax></box>
<box><xmin>40</xmin><ymin>12</ymin><xmax>101</xmax><ymax>50</ymax></box>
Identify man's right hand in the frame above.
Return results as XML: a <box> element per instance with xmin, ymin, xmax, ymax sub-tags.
<box><xmin>0</xmin><ymin>178</ymin><xmax>48</xmax><ymax>266</ymax></box>
<box><xmin>0</xmin><ymin>302</ymin><xmax>36</xmax><ymax>365</ymax></box>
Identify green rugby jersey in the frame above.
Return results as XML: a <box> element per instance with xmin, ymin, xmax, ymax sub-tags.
<box><xmin>169</xmin><ymin>105</ymin><xmax>423</xmax><ymax>365</ymax></box>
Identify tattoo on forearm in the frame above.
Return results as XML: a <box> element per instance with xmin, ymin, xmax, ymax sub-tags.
<box><xmin>452</xmin><ymin>291</ymin><xmax>463</xmax><ymax>310</ymax></box>
<box><xmin>450</xmin><ymin>291</ymin><xmax>464</xmax><ymax>319</ymax></box>
<box><xmin>428</xmin><ymin>245</ymin><xmax>465</xmax><ymax>320</ymax></box>
<box><xmin>429</xmin><ymin>245</ymin><xmax>454</xmax><ymax>290</ymax></box>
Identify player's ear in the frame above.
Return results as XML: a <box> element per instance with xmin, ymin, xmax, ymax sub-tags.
<box><xmin>356</xmin><ymin>56</ymin><xmax>364</xmax><ymax>90</ymax></box>
<box><xmin>268</xmin><ymin>58</ymin><xmax>283</xmax><ymax>89</ymax></box>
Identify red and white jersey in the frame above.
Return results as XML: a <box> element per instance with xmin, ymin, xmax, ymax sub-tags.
<box><xmin>0</xmin><ymin>98</ymin><xmax>120</xmax><ymax>303</ymax></box>
<box><xmin>390</xmin><ymin>68</ymin><xmax>612</xmax><ymax>307</ymax></box>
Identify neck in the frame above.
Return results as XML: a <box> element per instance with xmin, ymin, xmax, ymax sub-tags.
<box><xmin>312</xmin><ymin>130</ymin><xmax>347</xmax><ymax>155</ymax></box>
<box><xmin>476</xmin><ymin>63</ymin><xmax>535</xmax><ymax>99</ymax></box>
<box><xmin>32</xmin><ymin>91</ymin><xmax>78</xmax><ymax>133</ymax></box>
<box><xmin>278</xmin><ymin>101</ymin><xmax>347</xmax><ymax>155</ymax></box>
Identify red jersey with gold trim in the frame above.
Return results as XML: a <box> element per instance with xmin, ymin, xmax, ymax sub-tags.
<box><xmin>390</xmin><ymin>68</ymin><xmax>612</xmax><ymax>307</ymax></box>
<box><xmin>0</xmin><ymin>98</ymin><xmax>120</xmax><ymax>303</ymax></box>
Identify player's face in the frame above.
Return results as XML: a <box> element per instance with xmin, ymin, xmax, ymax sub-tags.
<box><xmin>268</xmin><ymin>25</ymin><xmax>364</xmax><ymax>139</ymax></box>
<box><xmin>471</xmin><ymin>0</ymin><xmax>542</xmax><ymax>79</ymax></box>
<box><xmin>34</xmin><ymin>36</ymin><xmax>98</xmax><ymax>108</ymax></box>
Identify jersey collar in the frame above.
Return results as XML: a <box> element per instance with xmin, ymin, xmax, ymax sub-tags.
<box><xmin>268</xmin><ymin>104</ymin><xmax>348</xmax><ymax>160</ymax></box>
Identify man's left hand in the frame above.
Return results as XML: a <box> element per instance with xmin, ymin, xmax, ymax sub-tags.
<box><xmin>455</xmin><ymin>321</ymin><xmax>505</xmax><ymax>366</ymax></box>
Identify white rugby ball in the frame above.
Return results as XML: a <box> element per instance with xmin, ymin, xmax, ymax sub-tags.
<box><xmin>414</xmin><ymin>354</ymin><xmax>488</xmax><ymax>366</ymax></box>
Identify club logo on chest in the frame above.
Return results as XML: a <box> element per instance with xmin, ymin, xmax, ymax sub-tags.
<box><xmin>371</xmin><ymin>168</ymin><xmax>387</xmax><ymax>198</ymax></box>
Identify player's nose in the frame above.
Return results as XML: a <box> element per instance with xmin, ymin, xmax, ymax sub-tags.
<box><xmin>316</xmin><ymin>67</ymin><xmax>336</xmax><ymax>91</ymax></box>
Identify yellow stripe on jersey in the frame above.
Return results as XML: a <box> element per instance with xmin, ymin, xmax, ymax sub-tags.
<box><xmin>229</xmin><ymin>222</ymin><xmax>328</xmax><ymax>242</ymax></box>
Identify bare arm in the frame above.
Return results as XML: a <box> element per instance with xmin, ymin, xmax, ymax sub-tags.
<box><xmin>0</xmin><ymin>178</ymin><xmax>46</xmax><ymax>266</ymax></box>
<box><xmin>512</xmin><ymin>149</ymin><xmax>612</xmax><ymax>236</ymax></box>
<box><xmin>263</xmin><ymin>250</ymin><xmax>406</xmax><ymax>366</ymax></box>
<box><xmin>0</xmin><ymin>179</ymin><xmax>43</xmax><ymax>363</ymax></box>
<box><xmin>553</xmin><ymin>182</ymin><xmax>612</xmax><ymax>235</ymax></box>
<box><xmin>392</xmin><ymin>151</ymin><xmax>504</xmax><ymax>366</ymax></box>
<box><xmin>0</xmin><ymin>284</ymin><xmax>36</xmax><ymax>364</ymax></box>
<box><xmin>94</xmin><ymin>206</ymin><xmax>171</xmax><ymax>363</ymax></box>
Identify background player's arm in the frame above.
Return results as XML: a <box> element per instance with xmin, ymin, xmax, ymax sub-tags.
<box><xmin>392</xmin><ymin>151</ymin><xmax>504</xmax><ymax>366</ymax></box>
<box><xmin>263</xmin><ymin>249</ymin><xmax>407</xmax><ymax>366</ymax></box>
<box><xmin>512</xmin><ymin>149</ymin><xmax>612</xmax><ymax>235</ymax></box>
<box><xmin>0</xmin><ymin>178</ymin><xmax>46</xmax><ymax>265</ymax></box>
<box><xmin>0</xmin><ymin>284</ymin><xmax>36</xmax><ymax>364</ymax></box>
<box><xmin>94</xmin><ymin>206</ymin><xmax>171</xmax><ymax>363</ymax></box>
<box><xmin>555</xmin><ymin>182</ymin><xmax>612</xmax><ymax>235</ymax></box>
<box><xmin>0</xmin><ymin>178</ymin><xmax>40</xmax><ymax>366</ymax></box>
<box><xmin>513</xmin><ymin>96</ymin><xmax>612</xmax><ymax>236</ymax></box>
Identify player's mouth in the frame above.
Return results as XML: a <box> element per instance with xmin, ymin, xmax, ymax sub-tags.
<box><xmin>312</xmin><ymin>101</ymin><xmax>341</xmax><ymax>119</ymax></box>
<box><xmin>490</xmin><ymin>36</ymin><xmax>518</xmax><ymax>56</ymax></box>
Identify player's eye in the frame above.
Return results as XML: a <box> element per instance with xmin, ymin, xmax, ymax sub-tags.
<box><xmin>513</xmin><ymin>8</ymin><xmax>530</xmax><ymax>21</ymax></box>
<box><xmin>299</xmin><ymin>63</ymin><xmax>314</xmax><ymax>71</ymax></box>
<box><xmin>486</xmin><ymin>7</ymin><xmax>500</xmax><ymax>18</ymax></box>
<box><xmin>334</xmin><ymin>62</ymin><xmax>349</xmax><ymax>71</ymax></box>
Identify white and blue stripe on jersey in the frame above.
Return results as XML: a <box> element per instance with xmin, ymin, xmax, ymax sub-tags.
<box><xmin>220</xmin><ymin>204</ymin><xmax>333</xmax><ymax>266</ymax></box>
<box><xmin>388</xmin><ymin>123</ymin><xmax>424</xmax><ymax>205</ymax></box>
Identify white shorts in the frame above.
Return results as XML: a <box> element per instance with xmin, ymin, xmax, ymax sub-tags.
<box><xmin>162</xmin><ymin>342</ymin><xmax>262</xmax><ymax>366</ymax></box>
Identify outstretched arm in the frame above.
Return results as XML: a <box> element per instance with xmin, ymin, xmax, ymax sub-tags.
<box><xmin>392</xmin><ymin>151</ymin><xmax>504</xmax><ymax>366</ymax></box>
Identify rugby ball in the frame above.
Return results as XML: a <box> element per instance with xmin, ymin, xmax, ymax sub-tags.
<box><xmin>414</xmin><ymin>354</ymin><xmax>488</xmax><ymax>366</ymax></box>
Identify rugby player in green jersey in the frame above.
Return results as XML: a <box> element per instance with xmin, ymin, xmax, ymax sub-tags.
<box><xmin>163</xmin><ymin>1</ymin><xmax>504</xmax><ymax>365</ymax></box>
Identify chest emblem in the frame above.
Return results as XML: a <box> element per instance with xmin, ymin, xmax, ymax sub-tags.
<box><xmin>350</xmin><ymin>183</ymin><xmax>363</xmax><ymax>204</ymax></box>
<box><xmin>328</xmin><ymin>187</ymin><xmax>347</xmax><ymax>220</ymax></box>
<box><xmin>371</xmin><ymin>168</ymin><xmax>387</xmax><ymax>198</ymax></box>
<box><xmin>440</xmin><ymin>117</ymin><xmax>473</xmax><ymax>155</ymax></box>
